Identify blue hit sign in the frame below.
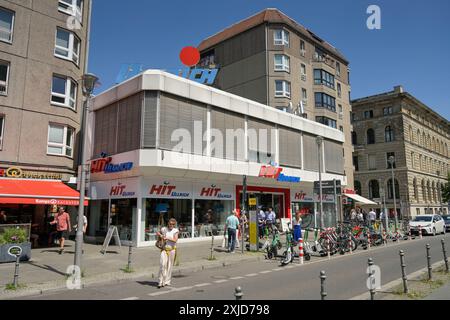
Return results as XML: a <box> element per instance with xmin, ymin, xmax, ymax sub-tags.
<box><xmin>180</xmin><ymin>68</ymin><xmax>218</xmax><ymax>85</ymax></box>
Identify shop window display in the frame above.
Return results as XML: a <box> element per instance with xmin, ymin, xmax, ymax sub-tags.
<box><xmin>194</xmin><ymin>200</ymin><xmax>232</xmax><ymax>237</ymax></box>
<box><xmin>110</xmin><ymin>198</ymin><xmax>136</xmax><ymax>242</ymax></box>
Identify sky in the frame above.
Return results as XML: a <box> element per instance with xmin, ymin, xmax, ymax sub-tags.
<box><xmin>88</xmin><ymin>0</ymin><xmax>450</xmax><ymax>120</ymax></box>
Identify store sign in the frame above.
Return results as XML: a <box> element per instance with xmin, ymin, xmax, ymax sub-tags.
<box><xmin>149</xmin><ymin>182</ymin><xmax>191</xmax><ymax>198</ymax></box>
<box><xmin>0</xmin><ymin>167</ymin><xmax>62</xmax><ymax>180</ymax></box>
<box><xmin>90</xmin><ymin>157</ymin><xmax>133</xmax><ymax>174</ymax></box>
<box><xmin>34</xmin><ymin>199</ymin><xmax>80</xmax><ymax>206</ymax></box>
<box><xmin>259</xmin><ymin>165</ymin><xmax>301</xmax><ymax>183</ymax></box>
<box><xmin>110</xmin><ymin>183</ymin><xmax>136</xmax><ymax>197</ymax></box>
<box><xmin>291</xmin><ymin>190</ymin><xmax>335</xmax><ymax>203</ymax></box>
<box><xmin>180</xmin><ymin>68</ymin><xmax>218</xmax><ymax>85</ymax></box>
<box><xmin>195</xmin><ymin>184</ymin><xmax>234</xmax><ymax>200</ymax></box>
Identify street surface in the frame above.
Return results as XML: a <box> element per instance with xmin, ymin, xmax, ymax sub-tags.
<box><xmin>20</xmin><ymin>234</ymin><xmax>450</xmax><ymax>300</ymax></box>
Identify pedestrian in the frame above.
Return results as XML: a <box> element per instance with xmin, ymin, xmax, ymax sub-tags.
<box><xmin>258</xmin><ymin>206</ymin><xmax>266</xmax><ymax>238</ymax></box>
<box><xmin>156</xmin><ymin>218</ymin><xmax>179</xmax><ymax>289</ymax></box>
<box><xmin>226</xmin><ymin>210</ymin><xmax>240</xmax><ymax>253</ymax></box>
<box><xmin>239</xmin><ymin>210</ymin><xmax>248</xmax><ymax>241</ymax></box>
<box><xmin>0</xmin><ymin>210</ymin><xmax>7</xmax><ymax>224</ymax></box>
<box><xmin>368</xmin><ymin>208</ymin><xmax>376</xmax><ymax>225</ymax></box>
<box><xmin>266</xmin><ymin>207</ymin><xmax>276</xmax><ymax>231</ymax></box>
<box><xmin>293</xmin><ymin>211</ymin><xmax>302</xmax><ymax>242</ymax></box>
<box><xmin>350</xmin><ymin>209</ymin><xmax>357</xmax><ymax>223</ymax></box>
<box><xmin>49</xmin><ymin>207</ymin><xmax>71</xmax><ymax>254</ymax></box>
<box><xmin>357</xmin><ymin>210</ymin><xmax>364</xmax><ymax>225</ymax></box>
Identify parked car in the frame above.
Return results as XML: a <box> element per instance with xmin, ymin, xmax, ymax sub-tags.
<box><xmin>442</xmin><ymin>215</ymin><xmax>450</xmax><ymax>232</ymax></box>
<box><xmin>409</xmin><ymin>214</ymin><xmax>446</xmax><ymax>236</ymax></box>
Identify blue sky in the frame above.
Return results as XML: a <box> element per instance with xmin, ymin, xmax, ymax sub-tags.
<box><xmin>89</xmin><ymin>0</ymin><xmax>450</xmax><ymax>120</ymax></box>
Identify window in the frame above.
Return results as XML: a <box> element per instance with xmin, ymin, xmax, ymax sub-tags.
<box><xmin>314</xmin><ymin>92</ymin><xmax>336</xmax><ymax>111</ymax></box>
<box><xmin>351</xmin><ymin>132</ymin><xmax>357</xmax><ymax>145</ymax></box>
<box><xmin>385</xmin><ymin>126</ymin><xmax>394</xmax><ymax>142</ymax></box>
<box><xmin>336</xmin><ymin>62</ymin><xmax>341</xmax><ymax>76</ymax></box>
<box><xmin>0</xmin><ymin>7</ymin><xmax>14</xmax><ymax>43</ymax></box>
<box><xmin>411</xmin><ymin>152</ymin><xmax>415</xmax><ymax>168</ymax></box>
<box><xmin>339</xmin><ymin>126</ymin><xmax>343</xmax><ymax>132</ymax></box>
<box><xmin>301</xmin><ymin>88</ymin><xmax>307</xmax><ymax>101</ymax></box>
<box><xmin>354</xmin><ymin>181</ymin><xmax>362</xmax><ymax>195</ymax></box>
<box><xmin>364</xmin><ymin>110</ymin><xmax>374</xmax><ymax>119</ymax></box>
<box><xmin>387</xmin><ymin>179</ymin><xmax>400</xmax><ymax>199</ymax></box>
<box><xmin>274</xmin><ymin>29</ymin><xmax>289</xmax><ymax>46</ymax></box>
<box><xmin>383</xmin><ymin>106</ymin><xmax>393</xmax><ymax>115</ymax></box>
<box><xmin>314</xmin><ymin>69</ymin><xmax>335</xmax><ymax>89</ymax></box>
<box><xmin>316</xmin><ymin>116</ymin><xmax>337</xmax><ymax>129</ymax></box>
<box><xmin>55</xmin><ymin>28</ymin><xmax>81</xmax><ymax>65</ymax></box>
<box><xmin>413</xmin><ymin>178</ymin><xmax>418</xmax><ymax>200</ymax></box>
<box><xmin>353</xmin><ymin>156</ymin><xmax>359</xmax><ymax>171</ymax></box>
<box><xmin>47</xmin><ymin>124</ymin><xmax>74</xmax><ymax>157</ymax></box>
<box><xmin>369</xmin><ymin>180</ymin><xmax>380</xmax><ymax>199</ymax></box>
<box><xmin>351</xmin><ymin>112</ymin><xmax>356</xmax><ymax>123</ymax></box>
<box><xmin>338</xmin><ymin>105</ymin><xmax>343</xmax><ymax>117</ymax></box>
<box><xmin>368</xmin><ymin>154</ymin><xmax>377</xmax><ymax>170</ymax></box>
<box><xmin>337</xmin><ymin>83</ymin><xmax>342</xmax><ymax>97</ymax></box>
<box><xmin>0</xmin><ymin>61</ymin><xmax>10</xmax><ymax>95</ymax></box>
<box><xmin>387</xmin><ymin>152</ymin><xmax>396</xmax><ymax>169</ymax></box>
<box><xmin>367</xmin><ymin>128</ymin><xmax>375</xmax><ymax>144</ymax></box>
<box><xmin>275</xmin><ymin>80</ymin><xmax>291</xmax><ymax>98</ymax></box>
<box><xmin>58</xmin><ymin>0</ymin><xmax>83</xmax><ymax>22</ymax></box>
<box><xmin>314</xmin><ymin>47</ymin><xmax>327</xmax><ymax>62</ymax></box>
<box><xmin>51</xmin><ymin>75</ymin><xmax>77</xmax><ymax>109</ymax></box>
<box><xmin>0</xmin><ymin>115</ymin><xmax>4</xmax><ymax>149</ymax></box>
<box><xmin>301</xmin><ymin>64</ymin><xmax>307</xmax><ymax>80</ymax></box>
<box><xmin>274</xmin><ymin>54</ymin><xmax>290</xmax><ymax>72</ymax></box>
<box><xmin>300</xmin><ymin>40</ymin><xmax>306</xmax><ymax>56</ymax></box>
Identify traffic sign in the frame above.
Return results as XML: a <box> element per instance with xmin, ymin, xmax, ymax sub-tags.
<box><xmin>8</xmin><ymin>246</ymin><xmax>22</xmax><ymax>258</ymax></box>
<box><xmin>314</xmin><ymin>180</ymin><xmax>342</xmax><ymax>195</ymax></box>
<box><xmin>249</xmin><ymin>198</ymin><xmax>257</xmax><ymax>206</ymax></box>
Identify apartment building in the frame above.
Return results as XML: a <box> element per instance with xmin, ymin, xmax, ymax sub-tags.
<box><xmin>197</xmin><ymin>8</ymin><xmax>354</xmax><ymax>189</ymax></box>
<box><xmin>0</xmin><ymin>0</ymin><xmax>91</xmax><ymax>235</ymax></box>
<box><xmin>352</xmin><ymin>86</ymin><xmax>450</xmax><ymax>218</ymax></box>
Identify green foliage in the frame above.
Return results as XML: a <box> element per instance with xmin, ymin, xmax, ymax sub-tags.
<box><xmin>121</xmin><ymin>266</ymin><xmax>134</xmax><ymax>273</ymax></box>
<box><xmin>0</xmin><ymin>227</ymin><xmax>27</xmax><ymax>244</ymax></box>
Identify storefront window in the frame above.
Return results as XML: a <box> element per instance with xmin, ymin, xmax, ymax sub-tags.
<box><xmin>292</xmin><ymin>202</ymin><xmax>315</xmax><ymax>228</ymax></box>
<box><xmin>110</xmin><ymin>198</ymin><xmax>137</xmax><ymax>242</ymax></box>
<box><xmin>194</xmin><ymin>200</ymin><xmax>233</xmax><ymax>237</ymax></box>
<box><xmin>143</xmin><ymin>199</ymin><xmax>191</xmax><ymax>241</ymax></box>
<box><xmin>88</xmin><ymin>199</ymin><xmax>110</xmax><ymax>238</ymax></box>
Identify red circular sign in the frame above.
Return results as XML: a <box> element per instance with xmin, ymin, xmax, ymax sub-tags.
<box><xmin>180</xmin><ymin>46</ymin><xmax>200</xmax><ymax>67</ymax></box>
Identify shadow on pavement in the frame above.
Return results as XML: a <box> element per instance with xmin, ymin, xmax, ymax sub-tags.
<box><xmin>26</xmin><ymin>262</ymin><xmax>67</xmax><ymax>277</ymax></box>
<box><xmin>137</xmin><ymin>281</ymin><xmax>159</xmax><ymax>288</ymax></box>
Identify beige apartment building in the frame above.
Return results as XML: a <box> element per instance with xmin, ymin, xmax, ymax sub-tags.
<box><xmin>352</xmin><ymin>86</ymin><xmax>450</xmax><ymax>219</ymax></box>
<box><xmin>197</xmin><ymin>8</ymin><xmax>354</xmax><ymax>188</ymax></box>
<box><xmin>0</xmin><ymin>0</ymin><xmax>91</xmax><ymax>238</ymax></box>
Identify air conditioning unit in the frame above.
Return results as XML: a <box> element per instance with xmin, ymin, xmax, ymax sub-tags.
<box><xmin>301</xmin><ymin>74</ymin><xmax>306</xmax><ymax>81</ymax></box>
<box><xmin>300</xmin><ymin>49</ymin><xmax>306</xmax><ymax>57</ymax></box>
<box><xmin>302</xmin><ymin>99</ymin><xmax>308</xmax><ymax>107</ymax></box>
<box><xmin>0</xmin><ymin>81</ymin><xmax>7</xmax><ymax>95</ymax></box>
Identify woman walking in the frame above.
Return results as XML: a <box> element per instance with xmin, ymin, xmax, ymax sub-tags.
<box><xmin>156</xmin><ymin>218</ymin><xmax>179</xmax><ymax>289</ymax></box>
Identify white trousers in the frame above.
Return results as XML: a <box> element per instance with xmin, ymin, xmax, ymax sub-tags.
<box><xmin>159</xmin><ymin>249</ymin><xmax>176</xmax><ymax>286</ymax></box>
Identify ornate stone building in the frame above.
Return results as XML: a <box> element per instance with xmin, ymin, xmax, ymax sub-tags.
<box><xmin>352</xmin><ymin>86</ymin><xmax>449</xmax><ymax>218</ymax></box>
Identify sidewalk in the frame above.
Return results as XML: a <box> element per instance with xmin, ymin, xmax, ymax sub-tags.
<box><xmin>0</xmin><ymin>238</ymin><xmax>263</xmax><ymax>299</ymax></box>
<box><xmin>425</xmin><ymin>281</ymin><xmax>450</xmax><ymax>300</ymax></box>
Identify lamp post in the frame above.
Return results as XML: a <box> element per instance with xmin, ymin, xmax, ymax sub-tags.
<box><xmin>437</xmin><ymin>171</ymin><xmax>444</xmax><ymax>215</ymax></box>
<box><xmin>74</xmin><ymin>73</ymin><xmax>99</xmax><ymax>270</ymax></box>
<box><xmin>316</xmin><ymin>136</ymin><xmax>324</xmax><ymax>230</ymax></box>
<box><xmin>380</xmin><ymin>181</ymin><xmax>388</xmax><ymax>231</ymax></box>
<box><xmin>388</xmin><ymin>156</ymin><xmax>398</xmax><ymax>231</ymax></box>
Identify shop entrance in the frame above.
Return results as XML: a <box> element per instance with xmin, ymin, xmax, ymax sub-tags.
<box><xmin>236</xmin><ymin>186</ymin><xmax>291</xmax><ymax>219</ymax></box>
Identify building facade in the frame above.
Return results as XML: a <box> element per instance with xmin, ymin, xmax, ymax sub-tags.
<box><xmin>0</xmin><ymin>0</ymin><xmax>91</xmax><ymax>239</ymax></box>
<box><xmin>87</xmin><ymin>70</ymin><xmax>347</xmax><ymax>247</ymax></box>
<box><xmin>197</xmin><ymin>8</ymin><xmax>354</xmax><ymax>190</ymax></box>
<box><xmin>352</xmin><ymin>86</ymin><xmax>450</xmax><ymax>219</ymax></box>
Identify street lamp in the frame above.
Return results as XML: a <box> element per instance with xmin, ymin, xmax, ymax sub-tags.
<box><xmin>388</xmin><ymin>156</ymin><xmax>398</xmax><ymax>231</ymax></box>
<box><xmin>74</xmin><ymin>73</ymin><xmax>99</xmax><ymax>270</ymax></box>
<box><xmin>316</xmin><ymin>136</ymin><xmax>324</xmax><ymax>230</ymax></box>
<box><xmin>379</xmin><ymin>180</ymin><xmax>388</xmax><ymax>231</ymax></box>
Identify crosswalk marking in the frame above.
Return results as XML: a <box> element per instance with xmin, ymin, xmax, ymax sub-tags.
<box><xmin>214</xmin><ymin>280</ymin><xmax>228</xmax><ymax>284</ymax></box>
<box><xmin>230</xmin><ymin>276</ymin><xmax>244</xmax><ymax>280</ymax></box>
<box><xmin>272</xmin><ymin>268</ymin><xmax>283</xmax><ymax>271</ymax></box>
<box><xmin>121</xmin><ymin>297</ymin><xmax>139</xmax><ymax>300</ymax></box>
<box><xmin>259</xmin><ymin>270</ymin><xmax>272</xmax><ymax>274</ymax></box>
<box><xmin>194</xmin><ymin>283</ymin><xmax>211</xmax><ymax>287</ymax></box>
<box><xmin>245</xmin><ymin>273</ymin><xmax>258</xmax><ymax>277</ymax></box>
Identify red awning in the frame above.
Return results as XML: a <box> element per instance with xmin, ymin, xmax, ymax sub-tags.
<box><xmin>0</xmin><ymin>179</ymin><xmax>88</xmax><ymax>206</ymax></box>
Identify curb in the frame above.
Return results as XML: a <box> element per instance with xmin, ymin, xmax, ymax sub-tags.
<box><xmin>0</xmin><ymin>253</ymin><xmax>263</xmax><ymax>300</ymax></box>
<box><xmin>350</xmin><ymin>260</ymin><xmax>446</xmax><ymax>300</ymax></box>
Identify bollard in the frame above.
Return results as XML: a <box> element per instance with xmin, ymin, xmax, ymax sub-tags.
<box><xmin>235</xmin><ymin>287</ymin><xmax>243</xmax><ymax>300</ymax></box>
<box><xmin>13</xmin><ymin>255</ymin><xmax>20</xmax><ymax>288</ymax></box>
<box><xmin>426</xmin><ymin>244</ymin><xmax>432</xmax><ymax>280</ymax></box>
<box><xmin>399</xmin><ymin>250</ymin><xmax>408</xmax><ymax>294</ymax></box>
<box><xmin>348</xmin><ymin>232</ymin><xmax>353</xmax><ymax>254</ymax></box>
<box><xmin>327</xmin><ymin>238</ymin><xmax>331</xmax><ymax>260</ymax></box>
<box><xmin>210</xmin><ymin>234</ymin><xmax>215</xmax><ymax>260</ymax></box>
<box><xmin>298</xmin><ymin>238</ymin><xmax>304</xmax><ymax>265</ymax></box>
<box><xmin>408</xmin><ymin>227</ymin><xmax>412</xmax><ymax>241</ymax></box>
<box><xmin>419</xmin><ymin>225</ymin><xmax>423</xmax><ymax>239</ymax></box>
<box><xmin>383</xmin><ymin>229</ymin><xmax>387</xmax><ymax>247</ymax></box>
<box><xmin>320</xmin><ymin>271</ymin><xmax>327</xmax><ymax>300</ymax></box>
<box><xmin>442</xmin><ymin>239</ymin><xmax>449</xmax><ymax>273</ymax></box>
<box><xmin>127</xmin><ymin>245</ymin><xmax>132</xmax><ymax>270</ymax></box>
<box><xmin>367</xmin><ymin>230</ymin><xmax>371</xmax><ymax>250</ymax></box>
<box><xmin>368</xmin><ymin>258</ymin><xmax>376</xmax><ymax>300</ymax></box>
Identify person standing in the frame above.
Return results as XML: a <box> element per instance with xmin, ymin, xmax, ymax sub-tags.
<box><xmin>50</xmin><ymin>207</ymin><xmax>71</xmax><ymax>254</ymax></box>
<box><xmin>350</xmin><ymin>209</ymin><xmax>357</xmax><ymax>223</ymax></box>
<box><xmin>0</xmin><ymin>210</ymin><xmax>7</xmax><ymax>224</ymax></box>
<box><xmin>368</xmin><ymin>209</ymin><xmax>377</xmax><ymax>225</ymax></box>
<box><xmin>257</xmin><ymin>206</ymin><xmax>266</xmax><ymax>239</ymax></box>
<box><xmin>266</xmin><ymin>207</ymin><xmax>276</xmax><ymax>230</ymax></box>
<box><xmin>156</xmin><ymin>218</ymin><xmax>179</xmax><ymax>289</ymax></box>
<box><xmin>293</xmin><ymin>211</ymin><xmax>303</xmax><ymax>242</ymax></box>
<box><xmin>226</xmin><ymin>210</ymin><xmax>240</xmax><ymax>253</ymax></box>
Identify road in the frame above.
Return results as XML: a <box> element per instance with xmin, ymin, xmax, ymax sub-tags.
<box><xmin>19</xmin><ymin>234</ymin><xmax>450</xmax><ymax>300</ymax></box>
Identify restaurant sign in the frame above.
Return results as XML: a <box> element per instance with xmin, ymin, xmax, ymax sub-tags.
<box><xmin>0</xmin><ymin>167</ymin><xmax>63</xmax><ymax>180</ymax></box>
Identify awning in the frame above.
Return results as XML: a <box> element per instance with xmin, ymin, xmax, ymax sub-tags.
<box><xmin>0</xmin><ymin>179</ymin><xmax>88</xmax><ymax>206</ymax></box>
<box><xmin>344</xmin><ymin>193</ymin><xmax>377</xmax><ymax>205</ymax></box>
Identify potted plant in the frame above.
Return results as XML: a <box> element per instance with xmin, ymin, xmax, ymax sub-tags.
<box><xmin>0</xmin><ymin>227</ymin><xmax>31</xmax><ymax>263</ymax></box>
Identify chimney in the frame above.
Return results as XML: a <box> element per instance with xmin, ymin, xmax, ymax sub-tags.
<box><xmin>393</xmin><ymin>85</ymin><xmax>404</xmax><ymax>93</ymax></box>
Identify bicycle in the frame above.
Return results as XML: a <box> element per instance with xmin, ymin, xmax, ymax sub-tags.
<box><xmin>265</xmin><ymin>226</ymin><xmax>283</xmax><ymax>260</ymax></box>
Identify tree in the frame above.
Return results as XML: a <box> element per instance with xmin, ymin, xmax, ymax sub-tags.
<box><xmin>442</xmin><ymin>173</ymin><xmax>450</xmax><ymax>204</ymax></box>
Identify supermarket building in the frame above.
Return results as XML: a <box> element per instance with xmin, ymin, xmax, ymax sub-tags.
<box><xmin>86</xmin><ymin>70</ymin><xmax>347</xmax><ymax>247</ymax></box>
